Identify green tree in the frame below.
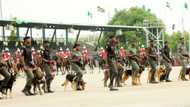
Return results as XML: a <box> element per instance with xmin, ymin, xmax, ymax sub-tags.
<box><xmin>167</xmin><ymin>31</ymin><xmax>190</xmax><ymax>53</ymax></box>
<box><xmin>7</xmin><ymin>17</ymin><xmax>18</xmax><ymax>42</ymax></box>
<box><xmin>100</xmin><ymin>7</ymin><xmax>164</xmax><ymax>48</ymax></box>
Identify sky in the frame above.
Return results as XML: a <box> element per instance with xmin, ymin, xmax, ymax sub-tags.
<box><xmin>1</xmin><ymin>0</ymin><xmax>190</xmax><ymax>37</ymax></box>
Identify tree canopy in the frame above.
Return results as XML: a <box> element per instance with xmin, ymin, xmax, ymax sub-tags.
<box><xmin>100</xmin><ymin>7</ymin><xmax>164</xmax><ymax>49</ymax></box>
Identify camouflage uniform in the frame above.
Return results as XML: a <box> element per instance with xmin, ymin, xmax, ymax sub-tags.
<box><xmin>105</xmin><ymin>37</ymin><xmax>119</xmax><ymax>90</ymax></box>
<box><xmin>71</xmin><ymin>49</ymin><xmax>83</xmax><ymax>83</ymax></box>
<box><xmin>42</xmin><ymin>48</ymin><xmax>54</xmax><ymax>92</ymax></box>
<box><xmin>128</xmin><ymin>46</ymin><xmax>140</xmax><ymax>85</ymax></box>
<box><xmin>177</xmin><ymin>40</ymin><xmax>189</xmax><ymax>80</ymax></box>
<box><xmin>22</xmin><ymin>46</ymin><xmax>35</xmax><ymax>95</ymax></box>
<box><xmin>147</xmin><ymin>43</ymin><xmax>158</xmax><ymax>83</ymax></box>
<box><xmin>160</xmin><ymin>42</ymin><xmax>172</xmax><ymax>81</ymax></box>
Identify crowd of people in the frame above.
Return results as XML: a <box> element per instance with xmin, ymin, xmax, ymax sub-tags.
<box><xmin>0</xmin><ymin>35</ymin><xmax>189</xmax><ymax>99</ymax></box>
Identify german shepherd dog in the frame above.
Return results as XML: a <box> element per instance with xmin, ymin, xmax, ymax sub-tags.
<box><xmin>122</xmin><ymin>65</ymin><xmax>145</xmax><ymax>85</ymax></box>
<box><xmin>185</xmin><ymin>64</ymin><xmax>190</xmax><ymax>80</ymax></box>
<box><xmin>32</xmin><ymin>67</ymin><xmax>46</xmax><ymax>95</ymax></box>
<box><xmin>122</xmin><ymin>55</ymin><xmax>146</xmax><ymax>86</ymax></box>
<box><xmin>156</xmin><ymin>65</ymin><xmax>167</xmax><ymax>82</ymax></box>
<box><xmin>32</xmin><ymin>53</ymin><xmax>47</xmax><ymax>95</ymax></box>
<box><xmin>0</xmin><ymin>71</ymin><xmax>17</xmax><ymax>99</ymax></box>
<box><xmin>61</xmin><ymin>74</ymin><xmax>86</xmax><ymax>91</ymax></box>
<box><xmin>147</xmin><ymin>65</ymin><xmax>166</xmax><ymax>83</ymax></box>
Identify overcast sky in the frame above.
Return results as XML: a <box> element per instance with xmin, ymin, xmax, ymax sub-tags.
<box><xmin>1</xmin><ymin>0</ymin><xmax>190</xmax><ymax>35</ymax></box>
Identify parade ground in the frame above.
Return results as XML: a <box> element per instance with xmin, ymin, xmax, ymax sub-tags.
<box><xmin>1</xmin><ymin>66</ymin><xmax>190</xmax><ymax>107</ymax></box>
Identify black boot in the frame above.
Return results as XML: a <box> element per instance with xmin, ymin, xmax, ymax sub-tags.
<box><xmin>22</xmin><ymin>86</ymin><xmax>30</xmax><ymax>96</ymax></box>
<box><xmin>47</xmin><ymin>88</ymin><xmax>54</xmax><ymax>93</ymax></box>
<box><xmin>22</xmin><ymin>86</ymin><xmax>34</xmax><ymax>96</ymax></box>
<box><xmin>47</xmin><ymin>79</ymin><xmax>54</xmax><ymax>93</ymax></box>
<box><xmin>76</xmin><ymin>81</ymin><xmax>82</xmax><ymax>91</ymax></box>
<box><xmin>0</xmin><ymin>86</ymin><xmax>6</xmax><ymax>95</ymax></box>
<box><xmin>108</xmin><ymin>84</ymin><xmax>118</xmax><ymax>91</ymax></box>
<box><xmin>109</xmin><ymin>87</ymin><xmax>118</xmax><ymax>91</ymax></box>
<box><xmin>27</xmin><ymin>86</ymin><xmax>34</xmax><ymax>95</ymax></box>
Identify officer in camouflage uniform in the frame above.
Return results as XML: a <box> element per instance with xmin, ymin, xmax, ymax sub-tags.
<box><xmin>160</xmin><ymin>41</ymin><xmax>172</xmax><ymax>82</ymax></box>
<box><xmin>70</xmin><ymin>43</ymin><xmax>84</xmax><ymax>91</ymax></box>
<box><xmin>21</xmin><ymin>37</ymin><xmax>35</xmax><ymax>96</ymax></box>
<box><xmin>147</xmin><ymin>40</ymin><xmax>158</xmax><ymax>83</ymax></box>
<box><xmin>177</xmin><ymin>37</ymin><xmax>189</xmax><ymax>81</ymax></box>
<box><xmin>128</xmin><ymin>43</ymin><xmax>140</xmax><ymax>85</ymax></box>
<box><xmin>105</xmin><ymin>35</ymin><xmax>119</xmax><ymax>91</ymax></box>
<box><xmin>42</xmin><ymin>41</ymin><xmax>54</xmax><ymax>93</ymax></box>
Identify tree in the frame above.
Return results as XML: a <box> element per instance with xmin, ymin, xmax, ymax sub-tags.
<box><xmin>166</xmin><ymin>31</ymin><xmax>190</xmax><ymax>53</ymax></box>
<box><xmin>7</xmin><ymin>17</ymin><xmax>18</xmax><ymax>42</ymax></box>
<box><xmin>100</xmin><ymin>7</ymin><xmax>164</xmax><ymax>48</ymax></box>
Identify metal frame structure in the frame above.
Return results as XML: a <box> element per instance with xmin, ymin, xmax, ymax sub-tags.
<box><xmin>0</xmin><ymin>20</ymin><xmax>164</xmax><ymax>49</ymax></box>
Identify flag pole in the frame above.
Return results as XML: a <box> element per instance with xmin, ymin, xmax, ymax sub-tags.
<box><xmin>184</xmin><ymin>2</ymin><xmax>190</xmax><ymax>55</ymax></box>
<box><xmin>0</xmin><ymin>0</ymin><xmax>3</xmax><ymax>19</ymax></box>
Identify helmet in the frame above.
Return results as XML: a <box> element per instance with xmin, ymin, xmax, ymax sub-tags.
<box><xmin>100</xmin><ymin>47</ymin><xmax>103</xmax><ymax>50</ymax></box>
<box><xmin>5</xmin><ymin>48</ymin><xmax>9</xmax><ymax>51</ymax></box>
<box><xmin>120</xmin><ymin>47</ymin><xmax>123</xmax><ymax>49</ymax></box>
<box><xmin>141</xmin><ymin>45</ymin><xmax>144</xmax><ymax>48</ymax></box>
<box><xmin>31</xmin><ymin>47</ymin><xmax>35</xmax><ymax>51</ymax></box>
<box><xmin>66</xmin><ymin>48</ymin><xmax>70</xmax><ymax>51</ymax></box>
<box><xmin>40</xmin><ymin>45</ymin><xmax>44</xmax><ymax>50</ymax></box>
<box><xmin>17</xmin><ymin>48</ymin><xmax>20</xmax><ymax>52</ymax></box>
<box><xmin>37</xmin><ymin>50</ymin><xmax>41</xmax><ymax>53</ymax></box>
<box><xmin>83</xmin><ymin>46</ymin><xmax>86</xmax><ymax>49</ymax></box>
<box><xmin>59</xmin><ymin>47</ymin><xmax>63</xmax><ymax>51</ymax></box>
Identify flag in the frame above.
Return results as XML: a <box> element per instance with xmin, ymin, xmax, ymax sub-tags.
<box><xmin>87</xmin><ymin>11</ymin><xmax>93</xmax><ymax>18</ymax></box>
<box><xmin>97</xmin><ymin>6</ymin><xmax>105</xmax><ymax>13</ymax></box>
<box><xmin>172</xmin><ymin>24</ymin><xmax>175</xmax><ymax>30</ymax></box>
<box><xmin>114</xmin><ymin>8</ymin><xmax>118</xmax><ymax>13</ymax></box>
<box><xmin>142</xmin><ymin>5</ymin><xmax>146</xmax><ymax>10</ymax></box>
<box><xmin>184</xmin><ymin>2</ymin><xmax>188</xmax><ymax>10</ymax></box>
<box><xmin>147</xmin><ymin>8</ymin><xmax>151</xmax><ymax>12</ymax></box>
<box><xmin>166</xmin><ymin>2</ymin><xmax>171</xmax><ymax>9</ymax></box>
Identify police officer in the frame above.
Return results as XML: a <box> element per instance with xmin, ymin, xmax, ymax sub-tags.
<box><xmin>160</xmin><ymin>41</ymin><xmax>172</xmax><ymax>82</ymax></box>
<box><xmin>177</xmin><ymin>37</ymin><xmax>189</xmax><ymax>81</ymax></box>
<box><xmin>105</xmin><ymin>35</ymin><xmax>119</xmax><ymax>91</ymax></box>
<box><xmin>128</xmin><ymin>43</ymin><xmax>140</xmax><ymax>85</ymax></box>
<box><xmin>41</xmin><ymin>41</ymin><xmax>54</xmax><ymax>93</ymax></box>
<box><xmin>70</xmin><ymin>43</ymin><xmax>84</xmax><ymax>91</ymax></box>
<box><xmin>21</xmin><ymin>37</ymin><xmax>35</xmax><ymax>96</ymax></box>
<box><xmin>147</xmin><ymin>40</ymin><xmax>158</xmax><ymax>83</ymax></box>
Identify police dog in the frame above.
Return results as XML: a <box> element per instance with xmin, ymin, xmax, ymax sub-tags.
<box><xmin>156</xmin><ymin>65</ymin><xmax>167</xmax><ymax>82</ymax></box>
<box><xmin>122</xmin><ymin>65</ymin><xmax>145</xmax><ymax>85</ymax></box>
<box><xmin>61</xmin><ymin>74</ymin><xmax>86</xmax><ymax>91</ymax></box>
<box><xmin>185</xmin><ymin>64</ymin><xmax>190</xmax><ymax>80</ymax></box>
<box><xmin>148</xmin><ymin>65</ymin><xmax>166</xmax><ymax>82</ymax></box>
<box><xmin>0</xmin><ymin>72</ymin><xmax>17</xmax><ymax>99</ymax></box>
<box><xmin>32</xmin><ymin>67</ymin><xmax>46</xmax><ymax>95</ymax></box>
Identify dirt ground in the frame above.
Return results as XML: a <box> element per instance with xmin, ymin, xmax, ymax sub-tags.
<box><xmin>1</xmin><ymin>67</ymin><xmax>190</xmax><ymax>107</ymax></box>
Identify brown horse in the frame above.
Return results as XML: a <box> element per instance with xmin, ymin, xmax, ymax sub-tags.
<box><xmin>54</xmin><ymin>55</ymin><xmax>64</xmax><ymax>75</ymax></box>
<box><xmin>54</xmin><ymin>55</ymin><xmax>71</xmax><ymax>75</ymax></box>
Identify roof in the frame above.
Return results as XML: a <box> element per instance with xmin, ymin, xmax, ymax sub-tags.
<box><xmin>0</xmin><ymin>20</ymin><xmax>164</xmax><ymax>32</ymax></box>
